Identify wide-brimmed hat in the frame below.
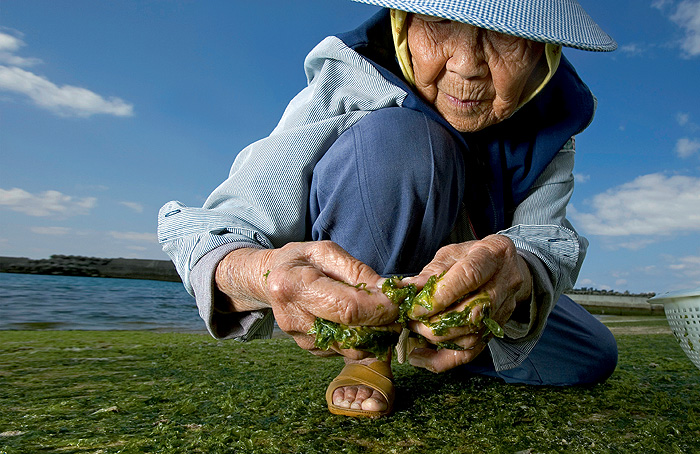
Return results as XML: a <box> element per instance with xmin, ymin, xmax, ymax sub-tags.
<box><xmin>350</xmin><ymin>0</ymin><xmax>616</xmax><ymax>51</ymax></box>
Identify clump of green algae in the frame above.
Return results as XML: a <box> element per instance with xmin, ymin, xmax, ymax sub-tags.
<box><xmin>2</xmin><ymin>329</ymin><xmax>700</xmax><ymax>453</ymax></box>
<box><xmin>309</xmin><ymin>319</ymin><xmax>399</xmax><ymax>360</ymax></box>
<box><xmin>309</xmin><ymin>274</ymin><xmax>504</xmax><ymax>358</ymax></box>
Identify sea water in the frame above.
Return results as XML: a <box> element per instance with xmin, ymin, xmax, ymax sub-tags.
<box><xmin>0</xmin><ymin>273</ymin><xmax>206</xmax><ymax>332</ymax></box>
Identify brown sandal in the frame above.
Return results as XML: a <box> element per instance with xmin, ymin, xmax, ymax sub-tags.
<box><xmin>325</xmin><ymin>361</ymin><xmax>394</xmax><ymax>418</ymax></box>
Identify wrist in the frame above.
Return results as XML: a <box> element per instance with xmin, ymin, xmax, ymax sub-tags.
<box><xmin>215</xmin><ymin>248</ymin><xmax>272</xmax><ymax>312</ymax></box>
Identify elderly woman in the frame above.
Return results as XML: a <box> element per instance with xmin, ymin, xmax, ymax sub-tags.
<box><xmin>158</xmin><ymin>0</ymin><xmax>619</xmax><ymax>418</ymax></box>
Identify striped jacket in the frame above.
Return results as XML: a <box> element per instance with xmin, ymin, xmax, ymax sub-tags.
<box><xmin>157</xmin><ymin>10</ymin><xmax>593</xmax><ymax>371</ymax></box>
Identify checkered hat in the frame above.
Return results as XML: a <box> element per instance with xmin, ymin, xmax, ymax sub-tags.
<box><xmin>350</xmin><ymin>0</ymin><xmax>616</xmax><ymax>51</ymax></box>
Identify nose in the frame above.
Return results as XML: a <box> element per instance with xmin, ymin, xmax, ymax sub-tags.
<box><xmin>445</xmin><ymin>24</ymin><xmax>488</xmax><ymax>80</ymax></box>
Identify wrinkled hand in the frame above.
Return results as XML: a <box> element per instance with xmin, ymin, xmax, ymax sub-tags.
<box><xmin>402</xmin><ymin>234</ymin><xmax>532</xmax><ymax>372</ymax></box>
<box><xmin>215</xmin><ymin>241</ymin><xmax>398</xmax><ymax>360</ymax></box>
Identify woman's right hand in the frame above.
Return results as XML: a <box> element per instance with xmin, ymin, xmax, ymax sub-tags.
<box><xmin>215</xmin><ymin>241</ymin><xmax>399</xmax><ymax>359</ymax></box>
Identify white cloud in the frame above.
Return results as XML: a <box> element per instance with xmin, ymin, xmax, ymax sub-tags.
<box><xmin>611</xmin><ymin>238</ymin><xmax>659</xmax><ymax>250</ymax></box>
<box><xmin>676</xmin><ymin>112</ymin><xmax>699</xmax><ymax>132</ymax></box>
<box><xmin>0</xmin><ymin>65</ymin><xmax>133</xmax><ymax>117</ymax></box>
<box><xmin>664</xmin><ymin>254</ymin><xmax>700</xmax><ymax>280</ymax></box>
<box><xmin>0</xmin><ymin>187</ymin><xmax>96</xmax><ymax>217</ymax></box>
<box><xmin>652</xmin><ymin>0</ymin><xmax>674</xmax><ymax>10</ymax></box>
<box><xmin>0</xmin><ymin>31</ymin><xmax>22</xmax><ymax>53</ymax></box>
<box><xmin>619</xmin><ymin>43</ymin><xmax>644</xmax><ymax>56</ymax></box>
<box><xmin>669</xmin><ymin>0</ymin><xmax>700</xmax><ymax>57</ymax></box>
<box><xmin>569</xmin><ymin>173</ymin><xmax>700</xmax><ymax>236</ymax></box>
<box><xmin>119</xmin><ymin>201</ymin><xmax>144</xmax><ymax>213</ymax></box>
<box><xmin>640</xmin><ymin>265</ymin><xmax>659</xmax><ymax>274</ymax></box>
<box><xmin>574</xmin><ymin>173</ymin><xmax>590</xmax><ymax>183</ymax></box>
<box><xmin>677</xmin><ymin>112</ymin><xmax>690</xmax><ymax>126</ymax></box>
<box><xmin>0</xmin><ymin>30</ymin><xmax>133</xmax><ymax>117</ymax></box>
<box><xmin>30</xmin><ymin>226</ymin><xmax>72</xmax><ymax>236</ymax></box>
<box><xmin>108</xmin><ymin>231</ymin><xmax>156</xmax><ymax>242</ymax></box>
<box><xmin>676</xmin><ymin>137</ymin><xmax>700</xmax><ymax>157</ymax></box>
<box><xmin>0</xmin><ymin>32</ymin><xmax>41</xmax><ymax>67</ymax></box>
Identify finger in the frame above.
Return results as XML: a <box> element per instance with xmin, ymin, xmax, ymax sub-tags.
<box><xmin>403</xmin><ymin>249</ymin><xmax>460</xmax><ymax>289</ymax></box>
<box><xmin>476</xmin><ymin>281</ymin><xmax>514</xmax><ymax>325</ymax></box>
<box><xmin>402</xmin><ymin>269</ymin><xmax>440</xmax><ymax>289</ymax></box>
<box><xmin>268</xmin><ymin>275</ymin><xmax>397</xmax><ymax>332</ymax></box>
<box><xmin>333</xmin><ymin>346</ymin><xmax>373</xmax><ymax>360</ymax></box>
<box><xmin>408</xmin><ymin>320</ymin><xmax>478</xmax><ymax>342</ymax></box>
<box><xmin>409</xmin><ymin>290</ymin><xmax>490</xmax><ymax>337</ymax></box>
<box><xmin>272</xmin><ymin>299</ymin><xmax>319</xmax><ymax>336</ymax></box>
<box><xmin>399</xmin><ymin>272</ymin><xmax>454</xmax><ymax>319</ymax></box>
<box><xmin>433</xmin><ymin>257</ymin><xmax>498</xmax><ymax>313</ymax></box>
<box><xmin>408</xmin><ymin>342</ymin><xmax>487</xmax><ymax>373</ymax></box>
<box><xmin>292</xmin><ymin>334</ymin><xmax>340</xmax><ymax>357</ymax></box>
<box><xmin>435</xmin><ymin>333</ymin><xmax>488</xmax><ymax>351</ymax></box>
<box><xmin>408</xmin><ymin>318</ymin><xmax>487</xmax><ymax>346</ymax></box>
<box><xmin>268</xmin><ymin>245</ymin><xmax>399</xmax><ymax>327</ymax></box>
<box><xmin>402</xmin><ymin>267</ymin><xmax>481</xmax><ymax>319</ymax></box>
<box><xmin>303</xmin><ymin>275</ymin><xmax>399</xmax><ymax>326</ymax></box>
<box><xmin>309</xmin><ymin>349</ymin><xmax>340</xmax><ymax>357</ymax></box>
<box><xmin>307</xmin><ymin>241</ymin><xmax>386</xmax><ymax>292</ymax></box>
<box><xmin>291</xmin><ymin>333</ymin><xmax>321</xmax><ymax>351</ymax></box>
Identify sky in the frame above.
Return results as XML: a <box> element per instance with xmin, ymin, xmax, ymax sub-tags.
<box><xmin>1</xmin><ymin>0</ymin><xmax>699</xmax><ymax>295</ymax></box>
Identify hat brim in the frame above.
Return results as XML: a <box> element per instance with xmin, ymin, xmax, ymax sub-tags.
<box><xmin>350</xmin><ymin>0</ymin><xmax>617</xmax><ymax>52</ymax></box>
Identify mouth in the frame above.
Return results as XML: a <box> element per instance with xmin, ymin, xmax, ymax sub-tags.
<box><xmin>442</xmin><ymin>92</ymin><xmax>485</xmax><ymax>109</ymax></box>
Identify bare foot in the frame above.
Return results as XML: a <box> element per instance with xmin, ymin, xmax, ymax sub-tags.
<box><xmin>331</xmin><ymin>357</ymin><xmax>390</xmax><ymax>412</ymax></box>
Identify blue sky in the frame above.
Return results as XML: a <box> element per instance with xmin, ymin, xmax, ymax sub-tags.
<box><xmin>1</xmin><ymin>0</ymin><xmax>699</xmax><ymax>294</ymax></box>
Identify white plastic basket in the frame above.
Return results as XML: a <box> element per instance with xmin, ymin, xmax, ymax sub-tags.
<box><xmin>650</xmin><ymin>287</ymin><xmax>700</xmax><ymax>371</ymax></box>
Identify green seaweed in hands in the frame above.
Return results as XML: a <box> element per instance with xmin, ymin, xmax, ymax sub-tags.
<box><xmin>426</xmin><ymin>292</ymin><xmax>495</xmax><ymax>337</ymax></box>
<box><xmin>308</xmin><ymin>318</ymin><xmax>399</xmax><ymax>361</ymax></box>
<box><xmin>310</xmin><ymin>275</ymin><xmax>503</xmax><ymax>357</ymax></box>
<box><xmin>381</xmin><ymin>277</ymin><xmax>417</xmax><ymax>325</ymax></box>
<box><xmin>483</xmin><ymin>317</ymin><xmax>504</xmax><ymax>339</ymax></box>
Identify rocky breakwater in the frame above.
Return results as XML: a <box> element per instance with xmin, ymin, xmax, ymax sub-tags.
<box><xmin>565</xmin><ymin>292</ymin><xmax>663</xmax><ymax>316</ymax></box>
<box><xmin>0</xmin><ymin>255</ymin><xmax>180</xmax><ymax>282</ymax></box>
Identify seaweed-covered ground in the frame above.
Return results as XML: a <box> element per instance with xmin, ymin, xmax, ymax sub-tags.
<box><xmin>1</xmin><ymin>320</ymin><xmax>698</xmax><ymax>453</ymax></box>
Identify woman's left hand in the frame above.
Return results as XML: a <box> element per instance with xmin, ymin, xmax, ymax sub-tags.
<box><xmin>402</xmin><ymin>234</ymin><xmax>532</xmax><ymax>373</ymax></box>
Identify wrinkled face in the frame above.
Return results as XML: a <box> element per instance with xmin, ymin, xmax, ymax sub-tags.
<box><xmin>407</xmin><ymin>14</ymin><xmax>545</xmax><ymax>132</ymax></box>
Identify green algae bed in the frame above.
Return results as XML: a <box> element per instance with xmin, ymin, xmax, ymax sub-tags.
<box><xmin>1</xmin><ymin>320</ymin><xmax>698</xmax><ymax>454</ymax></box>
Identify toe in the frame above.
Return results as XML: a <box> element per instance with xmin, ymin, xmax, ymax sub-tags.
<box><xmin>333</xmin><ymin>385</ymin><xmax>387</xmax><ymax>412</ymax></box>
<box><xmin>343</xmin><ymin>386</ymin><xmax>358</xmax><ymax>404</ymax></box>
<box><xmin>349</xmin><ymin>385</ymin><xmax>372</xmax><ymax>409</ymax></box>
<box><xmin>361</xmin><ymin>390</ymin><xmax>387</xmax><ymax>412</ymax></box>
<box><xmin>333</xmin><ymin>386</ymin><xmax>359</xmax><ymax>409</ymax></box>
<box><xmin>354</xmin><ymin>385</ymin><xmax>373</xmax><ymax>402</ymax></box>
<box><xmin>332</xmin><ymin>388</ymin><xmax>346</xmax><ymax>407</ymax></box>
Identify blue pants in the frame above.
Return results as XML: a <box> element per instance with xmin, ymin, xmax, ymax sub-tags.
<box><xmin>309</xmin><ymin>107</ymin><xmax>617</xmax><ymax>386</ymax></box>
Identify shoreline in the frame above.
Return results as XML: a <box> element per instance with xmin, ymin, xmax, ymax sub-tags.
<box><xmin>1</xmin><ymin>255</ymin><xmax>664</xmax><ymax>316</ymax></box>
